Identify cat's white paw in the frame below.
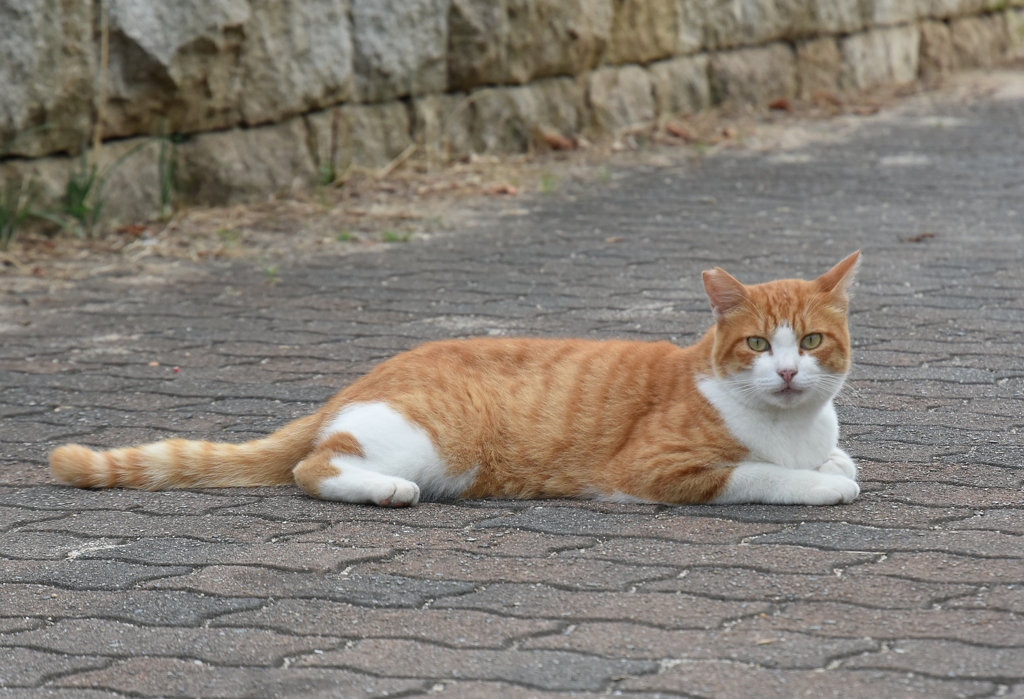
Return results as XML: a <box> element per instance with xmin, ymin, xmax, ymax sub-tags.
<box><xmin>802</xmin><ymin>472</ymin><xmax>860</xmax><ymax>505</ymax></box>
<box><xmin>816</xmin><ymin>447</ymin><xmax>857</xmax><ymax>480</ymax></box>
<box><xmin>376</xmin><ymin>479</ymin><xmax>421</xmax><ymax>508</ymax></box>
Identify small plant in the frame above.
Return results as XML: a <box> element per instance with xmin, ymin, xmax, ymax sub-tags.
<box><xmin>217</xmin><ymin>228</ymin><xmax>241</xmax><ymax>248</ymax></box>
<box><xmin>381</xmin><ymin>229</ymin><xmax>411</xmax><ymax>243</ymax></box>
<box><xmin>263</xmin><ymin>264</ymin><xmax>280</xmax><ymax>284</ymax></box>
<box><xmin>157</xmin><ymin>131</ymin><xmax>179</xmax><ymax>220</ymax></box>
<box><xmin>539</xmin><ymin>173</ymin><xmax>557</xmax><ymax>194</ymax></box>
<box><xmin>336</xmin><ymin>230</ymin><xmax>357</xmax><ymax>242</ymax></box>
<box><xmin>0</xmin><ymin>176</ymin><xmax>37</xmax><ymax>250</ymax></box>
<box><xmin>598</xmin><ymin>166</ymin><xmax>612</xmax><ymax>184</ymax></box>
<box><xmin>45</xmin><ymin>140</ymin><xmax>150</xmax><ymax>238</ymax></box>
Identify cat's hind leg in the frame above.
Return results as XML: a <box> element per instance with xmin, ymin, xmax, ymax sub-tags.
<box><xmin>293</xmin><ymin>401</ymin><xmax>470</xmax><ymax>507</ymax></box>
<box><xmin>292</xmin><ymin>439</ymin><xmax>421</xmax><ymax>507</ymax></box>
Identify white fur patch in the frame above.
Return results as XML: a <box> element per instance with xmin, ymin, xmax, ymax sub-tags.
<box><xmin>318</xmin><ymin>402</ymin><xmax>476</xmax><ymax>503</ymax></box>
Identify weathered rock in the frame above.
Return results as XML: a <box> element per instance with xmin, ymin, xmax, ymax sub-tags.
<box><xmin>708</xmin><ymin>43</ymin><xmax>797</xmax><ymax>106</ymax></box>
<box><xmin>307</xmin><ymin>102</ymin><xmax>413</xmax><ymax>175</ymax></box>
<box><xmin>587</xmin><ymin>65</ymin><xmax>657</xmax><ymax>132</ymax></box>
<box><xmin>950</xmin><ymin>14</ymin><xmax>1008</xmax><ymax>69</ymax></box>
<box><xmin>924</xmin><ymin>0</ymin><xmax>1016</xmax><ymax>20</ymax></box>
<box><xmin>447</xmin><ymin>0</ymin><xmax>612</xmax><ymax>90</ymax></box>
<box><xmin>103</xmin><ymin>0</ymin><xmax>248</xmax><ymax>139</ymax></box>
<box><xmin>870</xmin><ymin>0</ymin><xmax>928</xmax><ymax>26</ymax></box>
<box><xmin>918</xmin><ymin>21</ymin><xmax>958</xmax><ymax>76</ymax></box>
<box><xmin>412</xmin><ymin>92</ymin><xmax>474</xmax><ymax>160</ymax></box>
<box><xmin>796</xmin><ymin>37</ymin><xmax>841</xmax><ymax>99</ymax></box>
<box><xmin>649</xmin><ymin>55</ymin><xmax>711</xmax><ymax>118</ymax></box>
<box><xmin>352</xmin><ymin>0</ymin><xmax>450</xmax><ymax>102</ymax></box>
<box><xmin>608</xmin><ymin>0</ymin><xmax>681</xmax><ymax>65</ymax></box>
<box><xmin>0</xmin><ymin>0</ymin><xmax>96</xmax><ymax>158</ymax></box>
<box><xmin>175</xmin><ymin>118</ymin><xmax>316</xmax><ymax>206</ymax></box>
<box><xmin>701</xmin><ymin>0</ymin><xmax>864</xmax><ymax>51</ymax></box>
<box><xmin>840</xmin><ymin>25</ymin><xmax>920</xmax><ymax>91</ymax></box>
<box><xmin>238</xmin><ymin>0</ymin><xmax>354</xmax><ymax>124</ymax></box>
<box><xmin>469</xmin><ymin>77</ymin><xmax>585</xmax><ymax>153</ymax></box>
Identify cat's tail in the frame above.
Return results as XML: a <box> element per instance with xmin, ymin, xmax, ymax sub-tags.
<box><xmin>49</xmin><ymin>413</ymin><xmax>323</xmax><ymax>490</ymax></box>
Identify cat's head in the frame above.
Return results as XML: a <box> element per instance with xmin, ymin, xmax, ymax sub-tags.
<box><xmin>702</xmin><ymin>252</ymin><xmax>860</xmax><ymax>409</ymax></box>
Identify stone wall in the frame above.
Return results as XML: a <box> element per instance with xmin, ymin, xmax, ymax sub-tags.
<box><xmin>2</xmin><ymin>0</ymin><xmax>1024</xmax><ymax>224</ymax></box>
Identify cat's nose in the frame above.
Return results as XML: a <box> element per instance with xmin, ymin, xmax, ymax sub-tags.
<box><xmin>778</xmin><ymin>368</ymin><xmax>797</xmax><ymax>384</ymax></box>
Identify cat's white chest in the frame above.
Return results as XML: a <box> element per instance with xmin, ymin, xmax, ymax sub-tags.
<box><xmin>698</xmin><ymin>378</ymin><xmax>839</xmax><ymax>470</ymax></box>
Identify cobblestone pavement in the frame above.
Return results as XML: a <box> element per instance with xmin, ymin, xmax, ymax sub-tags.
<box><xmin>2</xmin><ymin>82</ymin><xmax>1023</xmax><ymax>699</ymax></box>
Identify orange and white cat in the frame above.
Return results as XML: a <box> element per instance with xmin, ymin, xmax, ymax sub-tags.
<box><xmin>50</xmin><ymin>253</ymin><xmax>862</xmax><ymax>507</ymax></box>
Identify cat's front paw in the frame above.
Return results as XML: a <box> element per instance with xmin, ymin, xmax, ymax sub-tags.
<box><xmin>817</xmin><ymin>448</ymin><xmax>857</xmax><ymax>481</ymax></box>
<box><xmin>804</xmin><ymin>472</ymin><xmax>860</xmax><ymax>505</ymax></box>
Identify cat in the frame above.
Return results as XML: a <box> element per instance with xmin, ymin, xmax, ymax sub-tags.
<box><xmin>49</xmin><ymin>252</ymin><xmax>862</xmax><ymax>507</ymax></box>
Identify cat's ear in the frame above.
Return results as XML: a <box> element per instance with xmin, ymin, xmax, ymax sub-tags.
<box><xmin>815</xmin><ymin>251</ymin><xmax>861</xmax><ymax>308</ymax></box>
<box><xmin>703</xmin><ymin>267</ymin><xmax>749</xmax><ymax>321</ymax></box>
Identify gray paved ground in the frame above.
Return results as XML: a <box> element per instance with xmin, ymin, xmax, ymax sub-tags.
<box><xmin>1</xmin><ymin>83</ymin><xmax>1023</xmax><ymax>699</ymax></box>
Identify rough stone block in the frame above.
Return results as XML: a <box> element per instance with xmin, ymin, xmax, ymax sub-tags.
<box><xmin>708</xmin><ymin>43</ymin><xmax>797</xmax><ymax>106</ymax></box>
<box><xmin>447</xmin><ymin>0</ymin><xmax>612</xmax><ymax>90</ymax></box>
<box><xmin>469</xmin><ymin>77</ymin><xmax>585</xmax><ymax>153</ymax></box>
<box><xmin>871</xmin><ymin>0</ymin><xmax>929</xmax><ymax>25</ymax></box>
<box><xmin>701</xmin><ymin>0</ymin><xmax>864</xmax><ymax>50</ymax></box>
<box><xmin>649</xmin><ymin>54</ymin><xmax>711</xmax><ymax>117</ymax></box>
<box><xmin>797</xmin><ymin>37</ymin><xmax>842</xmax><ymax>98</ymax></box>
<box><xmin>176</xmin><ymin>117</ymin><xmax>316</xmax><ymax>206</ymax></box>
<box><xmin>587</xmin><ymin>65</ymin><xmax>657</xmax><ymax>132</ymax></box>
<box><xmin>238</xmin><ymin>0</ymin><xmax>354</xmax><ymax>124</ymax></box>
<box><xmin>840</xmin><ymin>25</ymin><xmax>921</xmax><ymax>90</ymax></box>
<box><xmin>352</xmin><ymin>0</ymin><xmax>449</xmax><ymax>102</ymax></box>
<box><xmin>950</xmin><ymin>14</ymin><xmax>1009</xmax><ymax>68</ymax></box>
<box><xmin>608</xmin><ymin>0</ymin><xmax>681</xmax><ymax>65</ymax></box>
<box><xmin>0</xmin><ymin>0</ymin><xmax>95</xmax><ymax>158</ymax></box>
<box><xmin>412</xmin><ymin>92</ymin><xmax>475</xmax><ymax>160</ymax></box>
<box><xmin>307</xmin><ymin>101</ymin><xmax>412</xmax><ymax>175</ymax></box>
<box><xmin>919</xmin><ymin>20</ymin><xmax>958</xmax><ymax>75</ymax></box>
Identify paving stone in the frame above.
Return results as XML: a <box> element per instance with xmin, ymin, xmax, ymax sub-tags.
<box><xmin>56</xmin><ymin>658</ymin><xmax>423</xmax><ymax>698</ymax></box>
<box><xmin>747</xmin><ymin>603</ymin><xmax>1024</xmax><ymax>646</ymax></box>
<box><xmin>146</xmin><ymin>566</ymin><xmax>476</xmax><ymax>607</ymax></box>
<box><xmin>749</xmin><ymin>521</ymin><xmax>1024</xmax><ymax>557</ymax></box>
<box><xmin>0</xmin><ymin>647</ymin><xmax>110</xmax><ymax>688</ymax></box>
<box><xmin>22</xmin><ymin>511</ymin><xmax>323</xmax><ymax>543</ymax></box>
<box><xmin>844</xmin><ymin>639</ymin><xmax>1024</xmax><ymax>680</ymax></box>
<box><xmin>618</xmin><ymin>661</ymin><xmax>995</xmax><ymax>698</ymax></box>
<box><xmin>0</xmin><ymin>560</ymin><xmax>190</xmax><ymax>591</ymax></box>
<box><xmin>437</xmin><ymin>583</ymin><xmax>770</xmax><ymax>628</ymax></box>
<box><xmin>352</xmin><ymin>549</ymin><xmax>675</xmax><ymax>589</ymax></box>
<box><xmin>476</xmin><ymin>506</ymin><xmax>783</xmax><ymax>541</ymax></box>
<box><xmin>299</xmin><ymin>639</ymin><xmax>658</xmax><ymax>691</ymax></box>
<box><xmin>866</xmin><ymin>552</ymin><xmax>1024</xmax><ymax>584</ymax></box>
<box><xmin>521</xmin><ymin>622</ymin><xmax>877</xmax><ymax>668</ymax></box>
<box><xmin>211</xmin><ymin>599</ymin><xmax>561</xmax><ymax>646</ymax></box>
<box><xmin>0</xmin><ymin>585</ymin><xmax>262</xmax><ymax>626</ymax></box>
<box><xmin>946</xmin><ymin>585</ymin><xmax>1024</xmax><ymax>613</ymax></box>
<box><xmin>560</xmin><ymin>540</ymin><xmax>879</xmax><ymax>575</ymax></box>
<box><xmin>640</xmin><ymin>567</ymin><xmax>975</xmax><ymax>608</ymax></box>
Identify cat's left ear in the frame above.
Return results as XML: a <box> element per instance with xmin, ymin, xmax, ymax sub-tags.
<box><xmin>815</xmin><ymin>251</ymin><xmax>861</xmax><ymax>309</ymax></box>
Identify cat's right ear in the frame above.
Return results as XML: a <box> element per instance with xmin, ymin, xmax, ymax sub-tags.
<box><xmin>702</xmin><ymin>268</ymin><xmax>749</xmax><ymax>321</ymax></box>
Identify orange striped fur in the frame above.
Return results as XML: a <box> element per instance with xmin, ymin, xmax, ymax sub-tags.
<box><xmin>49</xmin><ymin>253</ymin><xmax>860</xmax><ymax>506</ymax></box>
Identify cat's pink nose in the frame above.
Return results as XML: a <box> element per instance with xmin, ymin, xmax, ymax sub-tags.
<box><xmin>778</xmin><ymin>368</ymin><xmax>797</xmax><ymax>384</ymax></box>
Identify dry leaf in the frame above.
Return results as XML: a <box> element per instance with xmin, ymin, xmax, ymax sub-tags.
<box><xmin>768</xmin><ymin>97</ymin><xmax>792</xmax><ymax>111</ymax></box>
<box><xmin>543</xmin><ymin>131</ymin><xmax>576</xmax><ymax>151</ymax></box>
<box><xmin>485</xmin><ymin>184</ymin><xmax>518</xmax><ymax>196</ymax></box>
<box><xmin>665</xmin><ymin>122</ymin><xmax>696</xmax><ymax>142</ymax></box>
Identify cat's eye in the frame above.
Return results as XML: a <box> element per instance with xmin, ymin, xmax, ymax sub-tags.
<box><xmin>747</xmin><ymin>337</ymin><xmax>769</xmax><ymax>352</ymax></box>
<box><xmin>801</xmin><ymin>333</ymin><xmax>823</xmax><ymax>350</ymax></box>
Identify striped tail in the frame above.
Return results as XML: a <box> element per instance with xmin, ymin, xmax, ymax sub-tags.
<box><xmin>49</xmin><ymin>413</ymin><xmax>323</xmax><ymax>490</ymax></box>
